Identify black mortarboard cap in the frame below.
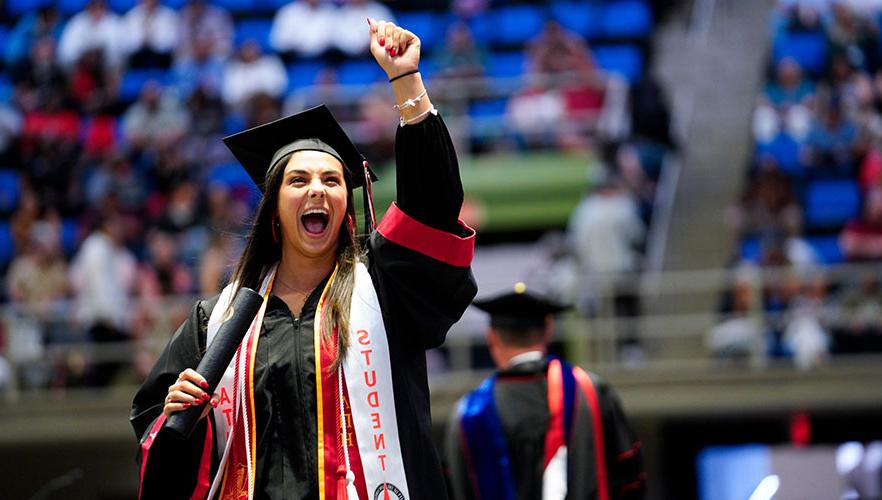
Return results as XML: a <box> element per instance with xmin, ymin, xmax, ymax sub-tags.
<box><xmin>222</xmin><ymin>105</ymin><xmax>377</xmax><ymax>193</ymax></box>
<box><xmin>473</xmin><ymin>283</ymin><xmax>569</xmax><ymax>329</ymax></box>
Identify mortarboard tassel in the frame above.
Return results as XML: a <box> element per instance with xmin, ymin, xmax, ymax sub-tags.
<box><xmin>362</xmin><ymin>160</ymin><xmax>377</xmax><ymax>235</ymax></box>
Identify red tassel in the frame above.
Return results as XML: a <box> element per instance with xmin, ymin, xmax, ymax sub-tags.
<box><xmin>337</xmin><ymin>466</ymin><xmax>349</xmax><ymax>500</ymax></box>
<box><xmin>383</xmin><ymin>483</ymin><xmax>391</xmax><ymax>500</ymax></box>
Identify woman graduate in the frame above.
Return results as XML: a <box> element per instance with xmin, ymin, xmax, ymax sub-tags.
<box><xmin>130</xmin><ymin>18</ymin><xmax>477</xmax><ymax>500</ymax></box>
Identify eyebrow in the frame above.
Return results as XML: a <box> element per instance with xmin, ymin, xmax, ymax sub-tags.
<box><xmin>286</xmin><ymin>169</ymin><xmax>343</xmax><ymax>177</ymax></box>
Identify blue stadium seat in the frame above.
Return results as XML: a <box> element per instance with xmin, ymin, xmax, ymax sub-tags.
<box><xmin>806</xmin><ymin>235</ymin><xmax>843</xmax><ymax>264</ymax></box>
<box><xmin>161</xmin><ymin>0</ymin><xmax>187</xmax><ymax>9</ymax></box>
<box><xmin>0</xmin><ymin>169</ymin><xmax>19</xmax><ymax>213</ymax></box>
<box><xmin>492</xmin><ymin>5</ymin><xmax>546</xmax><ymax>47</ymax></box>
<box><xmin>396</xmin><ymin>11</ymin><xmax>448</xmax><ymax>53</ymax></box>
<box><xmin>223</xmin><ymin>113</ymin><xmax>246</xmax><ymax>135</ymax></box>
<box><xmin>601</xmin><ymin>0</ymin><xmax>652</xmax><ymax>39</ymax></box>
<box><xmin>467</xmin><ymin>13</ymin><xmax>495</xmax><ymax>47</ymax></box>
<box><xmin>60</xmin><ymin>218</ymin><xmax>81</xmax><ymax>256</ymax></box>
<box><xmin>757</xmin><ymin>132</ymin><xmax>802</xmax><ymax>176</ymax></box>
<box><xmin>118</xmin><ymin>69</ymin><xmax>169</xmax><ymax>102</ymax></box>
<box><xmin>487</xmin><ymin>51</ymin><xmax>526</xmax><ymax>79</ymax></box>
<box><xmin>234</xmin><ymin>19</ymin><xmax>274</xmax><ymax>53</ymax></box>
<box><xmin>335</xmin><ymin>60</ymin><xmax>385</xmax><ymax>86</ymax></box>
<box><xmin>0</xmin><ymin>222</ymin><xmax>12</xmax><ymax>267</ymax></box>
<box><xmin>773</xmin><ymin>32</ymin><xmax>828</xmax><ymax>77</ymax></box>
<box><xmin>7</xmin><ymin>0</ymin><xmax>51</xmax><ymax>17</ymax></box>
<box><xmin>469</xmin><ymin>97</ymin><xmax>508</xmax><ymax>119</ymax></box>
<box><xmin>207</xmin><ymin>161</ymin><xmax>254</xmax><ymax>189</ymax></box>
<box><xmin>210</xmin><ymin>0</ymin><xmax>257</xmax><ymax>14</ymax></box>
<box><xmin>593</xmin><ymin>45</ymin><xmax>643</xmax><ymax>82</ymax></box>
<box><xmin>803</xmin><ymin>179</ymin><xmax>860</xmax><ymax>229</ymax></box>
<box><xmin>286</xmin><ymin>61</ymin><xmax>326</xmax><ymax>91</ymax></box>
<box><xmin>56</xmin><ymin>0</ymin><xmax>90</xmax><ymax>16</ymax></box>
<box><xmin>739</xmin><ymin>236</ymin><xmax>761</xmax><ymax>263</ymax></box>
<box><xmin>108</xmin><ymin>0</ymin><xmax>137</xmax><ymax>13</ymax></box>
<box><xmin>551</xmin><ymin>3</ymin><xmax>602</xmax><ymax>39</ymax></box>
<box><xmin>259</xmin><ymin>0</ymin><xmax>288</xmax><ymax>13</ymax></box>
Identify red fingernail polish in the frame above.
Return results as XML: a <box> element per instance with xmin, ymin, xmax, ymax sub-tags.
<box><xmin>366</xmin><ymin>17</ymin><xmax>370</xmax><ymax>26</ymax></box>
<box><xmin>183</xmin><ymin>403</ymin><xmax>190</xmax><ymax>408</ymax></box>
<box><xmin>211</xmin><ymin>400</ymin><xmax>218</xmax><ymax>407</ymax></box>
<box><xmin>200</xmin><ymin>380</ymin><xmax>208</xmax><ymax>388</ymax></box>
<box><xmin>379</xmin><ymin>37</ymin><xmax>384</xmax><ymax>46</ymax></box>
<box><xmin>390</xmin><ymin>47</ymin><xmax>397</xmax><ymax>57</ymax></box>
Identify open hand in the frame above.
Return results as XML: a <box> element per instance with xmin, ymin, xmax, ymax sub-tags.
<box><xmin>368</xmin><ymin>18</ymin><xmax>420</xmax><ymax>79</ymax></box>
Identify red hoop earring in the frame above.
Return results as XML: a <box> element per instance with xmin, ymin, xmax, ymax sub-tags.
<box><xmin>346</xmin><ymin>214</ymin><xmax>354</xmax><ymax>235</ymax></box>
<box><xmin>271</xmin><ymin>215</ymin><xmax>280</xmax><ymax>243</ymax></box>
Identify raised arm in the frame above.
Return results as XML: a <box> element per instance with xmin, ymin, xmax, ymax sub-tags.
<box><xmin>368</xmin><ymin>18</ymin><xmax>466</xmax><ymax>235</ymax></box>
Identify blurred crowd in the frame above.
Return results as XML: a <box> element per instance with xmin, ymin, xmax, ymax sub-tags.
<box><xmin>720</xmin><ymin>0</ymin><xmax>882</xmax><ymax>367</ymax></box>
<box><xmin>0</xmin><ymin>0</ymin><xmax>666</xmax><ymax>390</ymax></box>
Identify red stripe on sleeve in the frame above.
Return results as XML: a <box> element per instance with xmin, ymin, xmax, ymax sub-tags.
<box><xmin>616</xmin><ymin>441</ymin><xmax>642</xmax><ymax>463</ymax></box>
<box><xmin>376</xmin><ymin>203</ymin><xmax>475</xmax><ymax>267</ymax></box>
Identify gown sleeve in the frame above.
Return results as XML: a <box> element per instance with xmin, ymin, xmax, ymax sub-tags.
<box><xmin>596</xmin><ymin>379</ymin><xmax>646</xmax><ymax>500</ymax></box>
<box><xmin>130</xmin><ymin>299</ymin><xmax>218</xmax><ymax>499</ymax></box>
<box><xmin>370</xmin><ymin>113</ymin><xmax>478</xmax><ymax>350</ymax></box>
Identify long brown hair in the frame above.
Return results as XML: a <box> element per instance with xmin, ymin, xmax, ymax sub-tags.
<box><xmin>230</xmin><ymin>154</ymin><xmax>359</xmax><ymax>370</ymax></box>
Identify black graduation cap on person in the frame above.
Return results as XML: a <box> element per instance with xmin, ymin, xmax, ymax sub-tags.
<box><xmin>473</xmin><ymin>282</ymin><xmax>569</xmax><ymax>329</ymax></box>
<box><xmin>222</xmin><ymin>105</ymin><xmax>379</xmax><ymax>233</ymax></box>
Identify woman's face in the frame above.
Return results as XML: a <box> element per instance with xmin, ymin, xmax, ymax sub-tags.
<box><xmin>276</xmin><ymin>150</ymin><xmax>348</xmax><ymax>259</ymax></box>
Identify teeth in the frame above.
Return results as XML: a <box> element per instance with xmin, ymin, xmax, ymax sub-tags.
<box><xmin>304</xmin><ymin>209</ymin><xmax>328</xmax><ymax>216</ymax></box>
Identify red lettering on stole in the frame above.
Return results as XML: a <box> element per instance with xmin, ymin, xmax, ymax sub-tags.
<box><xmin>361</xmin><ymin>349</ymin><xmax>373</xmax><ymax>365</ymax></box>
<box><xmin>219</xmin><ymin>387</ymin><xmax>231</xmax><ymax>405</ymax></box>
<box><xmin>370</xmin><ymin>412</ymin><xmax>381</xmax><ymax>429</ymax></box>
<box><xmin>367</xmin><ymin>391</ymin><xmax>380</xmax><ymax>408</ymax></box>
<box><xmin>378</xmin><ymin>454</ymin><xmax>387</xmax><ymax>471</ymax></box>
<box><xmin>373</xmin><ymin>433</ymin><xmax>385</xmax><ymax>450</ymax></box>
<box><xmin>223</xmin><ymin>408</ymin><xmax>234</xmax><ymax>426</ymax></box>
<box><xmin>357</xmin><ymin>329</ymin><xmax>370</xmax><ymax>346</ymax></box>
<box><xmin>364</xmin><ymin>370</ymin><xmax>377</xmax><ymax>387</ymax></box>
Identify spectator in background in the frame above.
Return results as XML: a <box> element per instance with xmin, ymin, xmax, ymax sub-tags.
<box><xmin>764</xmin><ymin>58</ymin><xmax>815</xmax><ymax>108</ymax></box>
<box><xmin>270</xmin><ymin>0</ymin><xmax>334</xmax><ymax>60</ymax></box>
<box><xmin>171</xmin><ymin>36</ymin><xmax>225</xmax><ymax>99</ymax></box>
<box><xmin>825</xmin><ymin>2</ymin><xmax>880</xmax><ymax>72</ymax></box>
<box><xmin>567</xmin><ymin>170</ymin><xmax>646</xmax><ymax>362</ymax></box>
<box><xmin>11</xmin><ymin>37</ymin><xmax>66</xmax><ymax>114</ymax></box>
<box><xmin>4</xmin><ymin>5</ymin><xmax>63</xmax><ymax>69</ymax></box>
<box><xmin>68</xmin><ymin>48</ymin><xmax>117</xmax><ymax>114</ymax></box>
<box><xmin>708</xmin><ymin>265</ymin><xmax>765</xmax><ymax>363</ymax></box>
<box><xmin>222</xmin><ymin>40</ymin><xmax>287</xmax><ymax>111</ymax></box>
<box><xmin>833</xmin><ymin>275</ymin><xmax>882</xmax><ymax>353</ymax></box>
<box><xmin>803</xmin><ymin>95</ymin><xmax>862</xmax><ymax>175</ymax></box>
<box><xmin>841</xmin><ymin>185</ymin><xmax>882</xmax><ymax>260</ymax></box>
<box><xmin>122</xmin><ymin>81</ymin><xmax>190</xmax><ymax>151</ymax></box>
<box><xmin>527</xmin><ymin>21</ymin><xmax>595</xmax><ymax>78</ymax></box>
<box><xmin>69</xmin><ymin>212</ymin><xmax>137</xmax><ymax>386</ymax></box>
<box><xmin>57</xmin><ymin>0</ymin><xmax>125</xmax><ymax>69</ymax></box>
<box><xmin>136</xmin><ymin>229</ymin><xmax>193</xmax><ymax>298</ymax></box>
<box><xmin>783</xmin><ymin>271</ymin><xmax>831</xmax><ymax>370</ymax></box>
<box><xmin>121</xmin><ymin>0</ymin><xmax>181</xmax><ymax>69</ymax></box>
<box><xmin>6</xmin><ymin>221</ymin><xmax>69</xmax><ymax>310</ymax></box>
<box><xmin>85</xmin><ymin>153</ymin><xmax>147</xmax><ymax>213</ymax></box>
<box><xmin>177</xmin><ymin>0</ymin><xmax>232</xmax><ymax>61</ymax></box>
<box><xmin>729</xmin><ymin>170</ymin><xmax>803</xmax><ymax>238</ymax></box>
<box><xmin>0</xmin><ymin>102</ymin><xmax>22</xmax><ymax>167</ymax></box>
<box><xmin>433</xmin><ymin>22</ymin><xmax>486</xmax><ymax>80</ymax></box>
<box><xmin>332</xmin><ymin>0</ymin><xmax>394</xmax><ymax>58</ymax></box>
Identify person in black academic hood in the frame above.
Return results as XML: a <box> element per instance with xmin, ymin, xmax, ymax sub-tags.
<box><xmin>132</xmin><ymin>17</ymin><xmax>477</xmax><ymax>500</ymax></box>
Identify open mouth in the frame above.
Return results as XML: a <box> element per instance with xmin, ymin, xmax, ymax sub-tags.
<box><xmin>300</xmin><ymin>208</ymin><xmax>329</xmax><ymax>236</ymax></box>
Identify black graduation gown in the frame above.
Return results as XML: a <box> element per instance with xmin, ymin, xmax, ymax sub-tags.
<box><xmin>131</xmin><ymin>113</ymin><xmax>477</xmax><ymax>500</ymax></box>
<box><xmin>444</xmin><ymin>358</ymin><xmax>646</xmax><ymax>500</ymax></box>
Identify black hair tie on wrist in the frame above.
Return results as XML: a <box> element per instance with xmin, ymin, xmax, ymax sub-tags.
<box><xmin>389</xmin><ymin>69</ymin><xmax>419</xmax><ymax>83</ymax></box>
